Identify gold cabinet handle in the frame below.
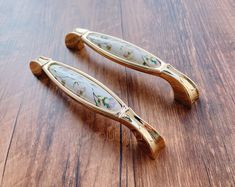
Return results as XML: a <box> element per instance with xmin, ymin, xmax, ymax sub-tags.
<box><xmin>30</xmin><ymin>56</ymin><xmax>165</xmax><ymax>159</ymax></box>
<box><xmin>65</xmin><ymin>28</ymin><xmax>199</xmax><ymax>107</ymax></box>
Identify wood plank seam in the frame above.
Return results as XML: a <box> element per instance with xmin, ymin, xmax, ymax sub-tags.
<box><xmin>1</xmin><ymin>100</ymin><xmax>22</xmax><ymax>186</ymax></box>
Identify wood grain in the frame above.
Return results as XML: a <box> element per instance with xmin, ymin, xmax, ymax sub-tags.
<box><xmin>0</xmin><ymin>0</ymin><xmax>234</xmax><ymax>186</ymax></box>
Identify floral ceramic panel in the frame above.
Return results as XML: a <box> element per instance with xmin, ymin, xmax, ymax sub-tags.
<box><xmin>49</xmin><ymin>64</ymin><xmax>122</xmax><ymax>112</ymax></box>
<box><xmin>87</xmin><ymin>33</ymin><xmax>161</xmax><ymax>68</ymax></box>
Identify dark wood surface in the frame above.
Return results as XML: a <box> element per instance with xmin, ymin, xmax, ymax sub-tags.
<box><xmin>0</xmin><ymin>0</ymin><xmax>234</xmax><ymax>186</ymax></box>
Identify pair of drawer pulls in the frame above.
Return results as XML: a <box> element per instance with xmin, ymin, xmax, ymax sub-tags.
<box><xmin>30</xmin><ymin>28</ymin><xmax>199</xmax><ymax>159</ymax></box>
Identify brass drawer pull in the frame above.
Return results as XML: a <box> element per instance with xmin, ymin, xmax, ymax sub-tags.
<box><xmin>30</xmin><ymin>56</ymin><xmax>165</xmax><ymax>159</ymax></box>
<box><xmin>65</xmin><ymin>28</ymin><xmax>199</xmax><ymax>107</ymax></box>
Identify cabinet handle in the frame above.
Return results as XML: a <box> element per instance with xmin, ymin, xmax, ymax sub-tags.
<box><xmin>65</xmin><ymin>28</ymin><xmax>199</xmax><ymax>107</ymax></box>
<box><xmin>30</xmin><ymin>56</ymin><xmax>165</xmax><ymax>159</ymax></box>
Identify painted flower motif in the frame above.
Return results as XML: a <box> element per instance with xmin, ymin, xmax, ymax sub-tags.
<box><xmin>73</xmin><ymin>81</ymin><xmax>86</xmax><ymax>96</ymax></box>
<box><xmin>120</xmin><ymin>46</ymin><xmax>133</xmax><ymax>60</ymax></box>
<box><xmin>142</xmin><ymin>55</ymin><xmax>159</xmax><ymax>66</ymax></box>
<box><xmin>105</xmin><ymin>43</ymin><xmax>112</xmax><ymax>50</ymax></box>
<box><xmin>93</xmin><ymin>93</ymin><xmax>116</xmax><ymax>109</ymax></box>
<box><xmin>88</xmin><ymin>34</ymin><xmax>112</xmax><ymax>51</ymax></box>
<box><xmin>123</xmin><ymin>50</ymin><xmax>132</xmax><ymax>59</ymax></box>
<box><xmin>49</xmin><ymin>64</ymin><xmax>122</xmax><ymax>112</ymax></box>
<box><xmin>87</xmin><ymin>33</ymin><xmax>161</xmax><ymax>68</ymax></box>
<box><xmin>105</xmin><ymin>97</ymin><xmax>116</xmax><ymax>109</ymax></box>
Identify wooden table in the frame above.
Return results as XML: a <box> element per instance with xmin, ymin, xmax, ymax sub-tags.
<box><xmin>0</xmin><ymin>0</ymin><xmax>234</xmax><ymax>186</ymax></box>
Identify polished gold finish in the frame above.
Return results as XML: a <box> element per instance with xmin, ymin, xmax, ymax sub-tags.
<box><xmin>29</xmin><ymin>56</ymin><xmax>165</xmax><ymax>159</ymax></box>
<box><xmin>65</xmin><ymin>28</ymin><xmax>199</xmax><ymax>107</ymax></box>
